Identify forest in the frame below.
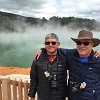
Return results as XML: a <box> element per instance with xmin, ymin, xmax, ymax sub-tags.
<box><xmin>0</xmin><ymin>11</ymin><xmax>100</xmax><ymax>32</ymax></box>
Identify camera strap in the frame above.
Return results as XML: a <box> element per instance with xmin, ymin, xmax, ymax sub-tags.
<box><xmin>44</xmin><ymin>55</ymin><xmax>59</xmax><ymax>80</ymax></box>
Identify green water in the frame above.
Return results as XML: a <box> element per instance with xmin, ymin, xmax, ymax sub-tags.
<box><xmin>0</xmin><ymin>33</ymin><xmax>44</xmax><ymax>68</ymax></box>
<box><xmin>0</xmin><ymin>28</ymin><xmax>100</xmax><ymax>68</ymax></box>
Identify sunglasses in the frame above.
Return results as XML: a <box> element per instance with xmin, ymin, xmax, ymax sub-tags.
<box><xmin>45</xmin><ymin>42</ymin><xmax>58</xmax><ymax>45</ymax></box>
<box><xmin>76</xmin><ymin>41</ymin><xmax>91</xmax><ymax>46</ymax></box>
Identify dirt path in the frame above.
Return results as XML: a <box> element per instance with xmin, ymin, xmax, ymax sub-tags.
<box><xmin>0</xmin><ymin>66</ymin><xmax>30</xmax><ymax>75</ymax></box>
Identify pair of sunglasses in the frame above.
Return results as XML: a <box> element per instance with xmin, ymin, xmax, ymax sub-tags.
<box><xmin>76</xmin><ymin>41</ymin><xmax>91</xmax><ymax>46</ymax></box>
<box><xmin>45</xmin><ymin>42</ymin><xmax>57</xmax><ymax>45</ymax></box>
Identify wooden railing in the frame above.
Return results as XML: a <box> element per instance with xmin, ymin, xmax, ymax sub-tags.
<box><xmin>0</xmin><ymin>78</ymin><xmax>37</xmax><ymax>100</ymax></box>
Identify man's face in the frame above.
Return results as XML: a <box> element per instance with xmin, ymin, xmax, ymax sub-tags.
<box><xmin>76</xmin><ymin>40</ymin><xmax>93</xmax><ymax>57</ymax></box>
<box><xmin>44</xmin><ymin>38</ymin><xmax>60</xmax><ymax>55</ymax></box>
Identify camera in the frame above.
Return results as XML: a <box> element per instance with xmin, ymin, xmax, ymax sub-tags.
<box><xmin>71</xmin><ymin>82</ymin><xmax>81</xmax><ymax>93</ymax></box>
<box><xmin>48</xmin><ymin>75</ymin><xmax>58</xmax><ymax>89</ymax></box>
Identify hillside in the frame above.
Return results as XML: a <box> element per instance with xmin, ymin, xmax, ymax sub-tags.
<box><xmin>0</xmin><ymin>11</ymin><xmax>100</xmax><ymax>32</ymax></box>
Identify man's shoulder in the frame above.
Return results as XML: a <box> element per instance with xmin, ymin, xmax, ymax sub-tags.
<box><xmin>94</xmin><ymin>56</ymin><xmax>100</xmax><ymax>61</ymax></box>
<box><xmin>57</xmin><ymin>48</ymin><xmax>77</xmax><ymax>60</ymax></box>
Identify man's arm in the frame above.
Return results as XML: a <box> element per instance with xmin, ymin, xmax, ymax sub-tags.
<box><xmin>33</xmin><ymin>48</ymin><xmax>100</xmax><ymax>61</ymax></box>
<box><xmin>34</xmin><ymin>50</ymin><xmax>42</xmax><ymax>61</ymax></box>
<box><xmin>28</xmin><ymin>61</ymin><xmax>38</xmax><ymax>98</ymax></box>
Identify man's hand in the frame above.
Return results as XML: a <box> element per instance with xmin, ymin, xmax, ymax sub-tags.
<box><xmin>94</xmin><ymin>51</ymin><xmax>100</xmax><ymax>58</ymax></box>
<box><xmin>34</xmin><ymin>50</ymin><xmax>42</xmax><ymax>61</ymax></box>
<box><xmin>80</xmin><ymin>82</ymin><xmax>86</xmax><ymax>90</ymax></box>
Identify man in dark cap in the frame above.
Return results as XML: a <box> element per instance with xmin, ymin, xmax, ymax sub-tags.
<box><xmin>28</xmin><ymin>33</ymin><xmax>68</xmax><ymax>100</ymax></box>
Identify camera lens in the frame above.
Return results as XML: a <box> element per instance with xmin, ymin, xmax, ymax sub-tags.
<box><xmin>71</xmin><ymin>82</ymin><xmax>81</xmax><ymax>93</ymax></box>
<box><xmin>49</xmin><ymin>74</ymin><xmax>58</xmax><ymax>89</ymax></box>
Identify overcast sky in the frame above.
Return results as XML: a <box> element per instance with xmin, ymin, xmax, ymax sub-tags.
<box><xmin>0</xmin><ymin>0</ymin><xmax>100</xmax><ymax>21</ymax></box>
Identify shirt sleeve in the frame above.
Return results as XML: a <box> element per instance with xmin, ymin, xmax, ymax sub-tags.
<box><xmin>58</xmin><ymin>48</ymin><xmax>76</xmax><ymax>59</ymax></box>
<box><xmin>28</xmin><ymin>61</ymin><xmax>38</xmax><ymax>97</ymax></box>
<box><xmin>58</xmin><ymin>48</ymin><xmax>76</xmax><ymax>70</ymax></box>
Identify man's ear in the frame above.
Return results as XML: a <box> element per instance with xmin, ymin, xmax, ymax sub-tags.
<box><xmin>58</xmin><ymin>42</ymin><xmax>60</xmax><ymax>45</ymax></box>
<box><xmin>58</xmin><ymin>42</ymin><xmax>60</xmax><ymax>47</ymax></box>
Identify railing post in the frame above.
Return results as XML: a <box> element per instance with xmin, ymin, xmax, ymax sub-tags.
<box><xmin>12</xmin><ymin>79</ymin><xmax>17</xmax><ymax>100</ymax></box>
<box><xmin>0</xmin><ymin>78</ymin><xmax>2</xmax><ymax>100</ymax></box>
<box><xmin>24</xmin><ymin>80</ymin><xmax>29</xmax><ymax>100</ymax></box>
<box><xmin>2</xmin><ymin>78</ymin><xmax>11</xmax><ymax>100</ymax></box>
<box><xmin>18</xmin><ymin>79</ymin><xmax>23</xmax><ymax>100</ymax></box>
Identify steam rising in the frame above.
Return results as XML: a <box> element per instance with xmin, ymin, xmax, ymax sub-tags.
<box><xmin>0</xmin><ymin>25</ymin><xmax>100</xmax><ymax>68</ymax></box>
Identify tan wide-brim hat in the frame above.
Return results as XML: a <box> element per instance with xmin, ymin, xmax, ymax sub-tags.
<box><xmin>71</xmin><ymin>30</ymin><xmax>100</xmax><ymax>47</ymax></box>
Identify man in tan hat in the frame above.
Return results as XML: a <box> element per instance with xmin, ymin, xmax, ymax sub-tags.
<box><xmin>66</xmin><ymin>30</ymin><xmax>100</xmax><ymax>100</ymax></box>
<box><xmin>33</xmin><ymin>30</ymin><xmax>100</xmax><ymax>100</ymax></box>
<box><xmin>71</xmin><ymin>30</ymin><xmax>100</xmax><ymax>57</ymax></box>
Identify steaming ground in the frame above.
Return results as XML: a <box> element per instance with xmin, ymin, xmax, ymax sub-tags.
<box><xmin>0</xmin><ymin>25</ymin><xmax>100</xmax><ymax>67</ymax></box>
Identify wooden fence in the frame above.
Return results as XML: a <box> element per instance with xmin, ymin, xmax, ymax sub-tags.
<box><xmin>0</xmin><ymin>78</ymin><xmax>37</xmax><ymax>100</ymax></box>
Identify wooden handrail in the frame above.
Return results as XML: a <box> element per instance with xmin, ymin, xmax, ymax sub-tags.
<box><xmin>2</xmin><ymin>78</ymin><xmax>11</xmax><ymax>100</ymax></box>
<box><xmin>12</xmin><ymin>79</ymin><xmax>17</xmax><ymax>100</ymax></box>
<box><xmin>0</xmin><ymin>78</ymin><xmax>30</xmax><ymax>100</ymax></box>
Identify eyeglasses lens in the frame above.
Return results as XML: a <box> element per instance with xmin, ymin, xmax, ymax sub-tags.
<box><xmin>76</xmin><ymin>41</ymin><xmax>90</xmax><ymax>46</ymax></box>
<box><xmin>45</xmin><ymin>42</ymin><xmax>57</xmax><ymax>45</ymax></box>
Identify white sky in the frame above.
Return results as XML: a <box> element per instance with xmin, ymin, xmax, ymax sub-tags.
<box><xmin>0</xmin><ymin>0</ymin><xmax>100</xmax><ymax>21</ymax></box>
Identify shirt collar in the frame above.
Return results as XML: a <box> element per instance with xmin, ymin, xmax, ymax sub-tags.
<box><xmin>79</xmin><ymin>57</ymin><xmax>88</xmax><ymax>63</ymax></box>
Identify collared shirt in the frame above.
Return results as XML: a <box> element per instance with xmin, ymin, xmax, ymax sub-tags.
<box><xmin>48</xmin><ymin>55</ymin><xmax>56</xmax><ymax>63</ymax></box>
<box><xmin>79</xmin><ymin>57</ymin><xmax>88</xmax><ymax>63</ymax></box>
